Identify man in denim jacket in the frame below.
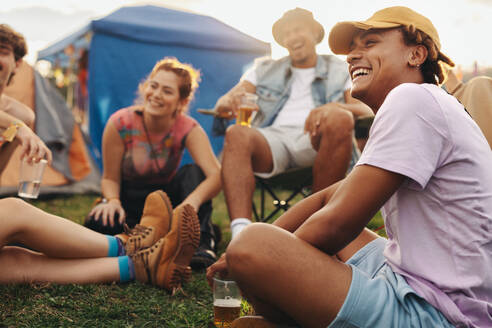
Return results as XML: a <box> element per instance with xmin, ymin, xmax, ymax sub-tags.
<box><xmin>214</xmin><ymin>8</ymin><xmax>372</xmax><ymax>238</ymax></box>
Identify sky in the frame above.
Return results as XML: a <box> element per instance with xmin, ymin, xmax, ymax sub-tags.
<box><xmin>1</xmin><ymin>0</ymin><xmax>491</xmax><ymax>70</ymax></box>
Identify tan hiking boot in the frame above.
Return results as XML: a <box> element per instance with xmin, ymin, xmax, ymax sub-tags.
<box><xmin>130</xmin><ymin>237</ymin><xmax>168</xmax><ymax>284</ymax></box>
<box><xmin>125</xmin><ymin>190</ymin><xmax>173</xmax><ymax>255</ymax></box>
<box><xmin>130</xmin><ymin>204</ymin><xmax>200</xmax><ymax>292</ymax></box>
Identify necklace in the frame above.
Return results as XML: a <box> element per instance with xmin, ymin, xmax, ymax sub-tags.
<box><xmin>141</xmin><ymin>115</ymin><xmax>165</xmax><ymax>172</ymax></box>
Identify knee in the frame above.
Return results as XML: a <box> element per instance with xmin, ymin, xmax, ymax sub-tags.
<box><xmin>0</xmin><ymin>197</ymin><xmax>27</xmax><ymax>220</ymax></box>
<box><xmin>226</xmin><ymin>223</ymin><xmax>271</xmax><ymax>274</ymax></box>
<box><xmin>319</xmin><ymin>108</ymin><xmax>354</xmax><ymax>140</ymax></box>
<box><xmin>0</xmin><ymin>198</ymin><xmax>31</xmax><ymax>243</ymax></box>
<box><xmin>223</xmin><ymin>125</ymin><xmax>255</xmax><ymax>152</ymax></box>
<box><xmin>0</xmin><ymin>196</ymin><xmax>26</xmax><ymax>208</ymax></box>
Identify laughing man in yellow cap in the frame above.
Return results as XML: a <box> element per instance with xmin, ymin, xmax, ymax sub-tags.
<box><xmin>208</xmin><ymin>6</ymin><xmax>491</xmax><ymax>328</ymax></box>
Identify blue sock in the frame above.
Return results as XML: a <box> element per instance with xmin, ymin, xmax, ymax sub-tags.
<box><xmin>118</xmin><ymin>256</ymin><xmax>135</xmax><ymax>282</ymax></box>
<box><xmin>106</xmin><ymin>235</ymin><xmax>119</xmax><ymax>257</ymax></box>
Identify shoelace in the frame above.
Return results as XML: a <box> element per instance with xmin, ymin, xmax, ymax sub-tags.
<box><xmin>124</xmin><ymin>223</ymin><xmax>151</xmax><ymax>236</ymax></box>
<box><xmin>131</xmin><ymin>242</ymin><xmax>157</xmax><ymax>283</ymax></box>
<box><xmin>124</xmin><ymin>224</ymin><xmax>152</xmax><ymax>251</ymax></box>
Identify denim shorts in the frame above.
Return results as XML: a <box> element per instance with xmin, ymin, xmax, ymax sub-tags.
<box><xmin>328</xmin><ymin>238</ymin><xmax>455</xmax><ymax>328</ymax></box>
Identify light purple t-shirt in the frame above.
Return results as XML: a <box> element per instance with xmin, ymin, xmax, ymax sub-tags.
<box><xmin>358</xmin><ymin>83</ymin><xmax>492</xmax><ymax>327</ymax></box>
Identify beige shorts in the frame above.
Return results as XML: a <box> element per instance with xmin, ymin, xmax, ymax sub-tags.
<box><xmin>255</xmin><ymin>125</ymin><xmax>317</xmax><ymax>179</ymax></box>
<box><xmin>255</xmin><ymin>125</ymin><xmax>360</xmax><ymax>179</ymax></box>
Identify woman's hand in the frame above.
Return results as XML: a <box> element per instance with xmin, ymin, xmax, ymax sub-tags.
<box><xmin>89</xmin><ymin>199</ymin><xmax>126</xmax><ymax>227</ymax></box>
<box><xmin>206</xmin><ymin>253</ymin><xmax>228</xmax><ymax>287</ymax></box>
<box><xmin>15</xmin><ymin>124</ymin><xmax>53</xmax><ymax>164</ymax></box>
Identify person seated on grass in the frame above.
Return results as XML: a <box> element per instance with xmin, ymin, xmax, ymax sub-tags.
<box><xmin>0</xmin><ymin>189</ymin><xmax>200</xmax><ymax>293</ymax></box>
<box><xmin>0</xmin><ymin>24</ymin><xmax>38</xmax><ymax>173</ymax></box>
<box><xmin>207</xmin><ymin>6</ymin><xmax>492</xmax><ymax>328</ymax></box>
<box><xmin>0</xmin><ymin>26</ymin><xmax>201</xmax><ymax>293</ymax></box>
<box><xmin>84</xmin><ymin>57</ymin><xmax>221</xmax><ymax>270</ymax></box>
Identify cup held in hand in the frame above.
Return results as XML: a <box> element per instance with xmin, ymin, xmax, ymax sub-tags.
<box><xmin>18</xmin><ymin>158</ymin><xmax>47</xmax><ymax>199</ymax></box>
<box><xmin>236</xmin><ymin>93</ymin><xmax>258</xmax><ymax>127</ymax></box>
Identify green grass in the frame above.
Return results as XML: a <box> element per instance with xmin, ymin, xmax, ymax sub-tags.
<box><xmin>0</xmin><ymin>191</ymin><xmax>386</xmax><ymax>327</ymax></box>
<box><xmin>1</xmin><ymin>280</ymin><xmax>212</xmax><ymax>327</ymax></box>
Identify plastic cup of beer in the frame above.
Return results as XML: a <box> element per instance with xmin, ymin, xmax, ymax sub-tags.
<box><xmin>18</xmin><ymin>158</ymin><xmax>47</xmax><ymax>199</ymax></box>
<box><xmin>213</xmin><ymin>277</ymin><xmax>242</xmax><ymax>328</ymax></box>
<box><xmin>236</xmin><ymin>92</ymin><xmax>258</xmax><ymax>127</ymax></box>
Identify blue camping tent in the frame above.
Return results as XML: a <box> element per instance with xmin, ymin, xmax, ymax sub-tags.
<box><xmin>38</xmin><ymin>5</ymin><xmax>271</xmax><ymax>169</ymax></box>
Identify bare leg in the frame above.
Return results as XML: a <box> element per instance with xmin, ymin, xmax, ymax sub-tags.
<box><xmin>221</xmin><ymin>125</ymin><xmax>274</xmax><ymax>221</ymax></box>
<box><xmin>0</xmin><ymin>197</ymin><xmax>109</xmax><ymax>258</ymax></box>
<box><xmin>226</xmin><ymin>224</ymin><xmax>381</xmax><ymax>327</ymax></box>
<box><xmin>0</xmin><ymin>246</ymin><xmax>119</xmax><ymax>284</ymax></box>
<box><xmin>312</xmin><ymin>108</ymin><xmax>354</xmax><ymax>192</ymax></box>
<box><xmin>226</xmin><ymin>223</ymin><xmax>352</xmax><ymax>327</ymax></box>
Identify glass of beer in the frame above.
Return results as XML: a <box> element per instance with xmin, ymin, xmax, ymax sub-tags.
<box><xmin>213</xmin><ymin>277</ymin><xmax>242</xmax><ymax>328</ymax></box>
<box><xmin>236</xmin><ymin>92</ymin><xmax>258</xmax><ymax>127</ymax></box>
<box><xmin>18</xmin><ymin>158</ymin><xmax>47</xmax><ymax>199</ymax></box>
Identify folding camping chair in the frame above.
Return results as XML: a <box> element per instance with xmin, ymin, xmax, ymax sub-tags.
<box><xmin>252</xmin><ymin>166</ymin><xmax>312</xmax><ymax>223</ymax></box>
<box><xmin>251</xmin><ymin>115</ymin><xmax>374</xmax><ymax>223</ymax></box>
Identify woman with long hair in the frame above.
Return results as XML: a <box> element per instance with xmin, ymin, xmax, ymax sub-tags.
<box><xmin>86</xmin><ymin>57</ymin><xmax>221</xmax><ymax>270</ymax></box>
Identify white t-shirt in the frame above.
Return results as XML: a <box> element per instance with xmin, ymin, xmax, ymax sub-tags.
<box><xmin>241</xmin><ymin>65</ymin><xmax>351</xmax><ymax>127</ymax></box>
<box><xmin>358</xmin><ymin>83</ymin><xmax>492</xmax><ymax>327</ymax></box>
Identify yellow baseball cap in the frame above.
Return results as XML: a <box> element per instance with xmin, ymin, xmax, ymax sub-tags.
<box><xmin>328</xmin><ymin>6</ymin><xmax>441</xmax><ymax>55</ymax></box>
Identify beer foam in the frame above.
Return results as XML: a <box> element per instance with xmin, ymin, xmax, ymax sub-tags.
<box><xmin>213</xmin><ymin>298</ymin><xmax>241</xmax><ymax>307</ymax></box>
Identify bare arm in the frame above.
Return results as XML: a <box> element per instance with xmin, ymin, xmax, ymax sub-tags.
<box><xmin>182</xmin><ymin>125</ymin><xmax>221</xmax><ymax>210</ymax></box>
<box><xmin>0</xmin><ymin>104</ymin><xmax>52</xmax><ymax>164</ymax></box>
<box><xmin>294</xmin><ymin>165</ymin><xmax>404</xmax><ymax>254</ymax></box>
<box><xmin>214</xmin><ymin>80</ymin><xmax>256</xmax><ymax>118</ymax></box>
<box><xmin>0</xmin><ymin>95</ymin><xmax>35</xmax><ymax>127</ymax></box>
<box><xmin>89</xmin><ymin>121</ymin><xmax>126</xmax><ymax>226</ymax></box>
<box><xmin>273</xmin><ymin>180</ymin><xmax>343</xmax><ymax>232</ymax></box>
<box><xmin>101</xmin><ymin>121</ymin><xmax>125</xmax><ymax>200</ymax></box>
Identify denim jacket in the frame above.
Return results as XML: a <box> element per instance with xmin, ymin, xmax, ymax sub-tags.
<box><xmin>252</xmin><ymin>55</ymin><xmax>350</xmax><ymax>127</ymax></box>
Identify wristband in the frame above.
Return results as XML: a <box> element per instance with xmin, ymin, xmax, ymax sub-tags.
<box><xmin>102</xmin><ymin>197</ymin><xmax>120</xmax><ymax>204</ymax></box>
<box><xmin>0</xmin><ymin>121</ymin><xmax>25</xmax><ymax>145</ymax></box>
<box><xmin>93</xmin><ymin>197</ymin><xmax>120</xmax><ymax>206</ymax></box>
